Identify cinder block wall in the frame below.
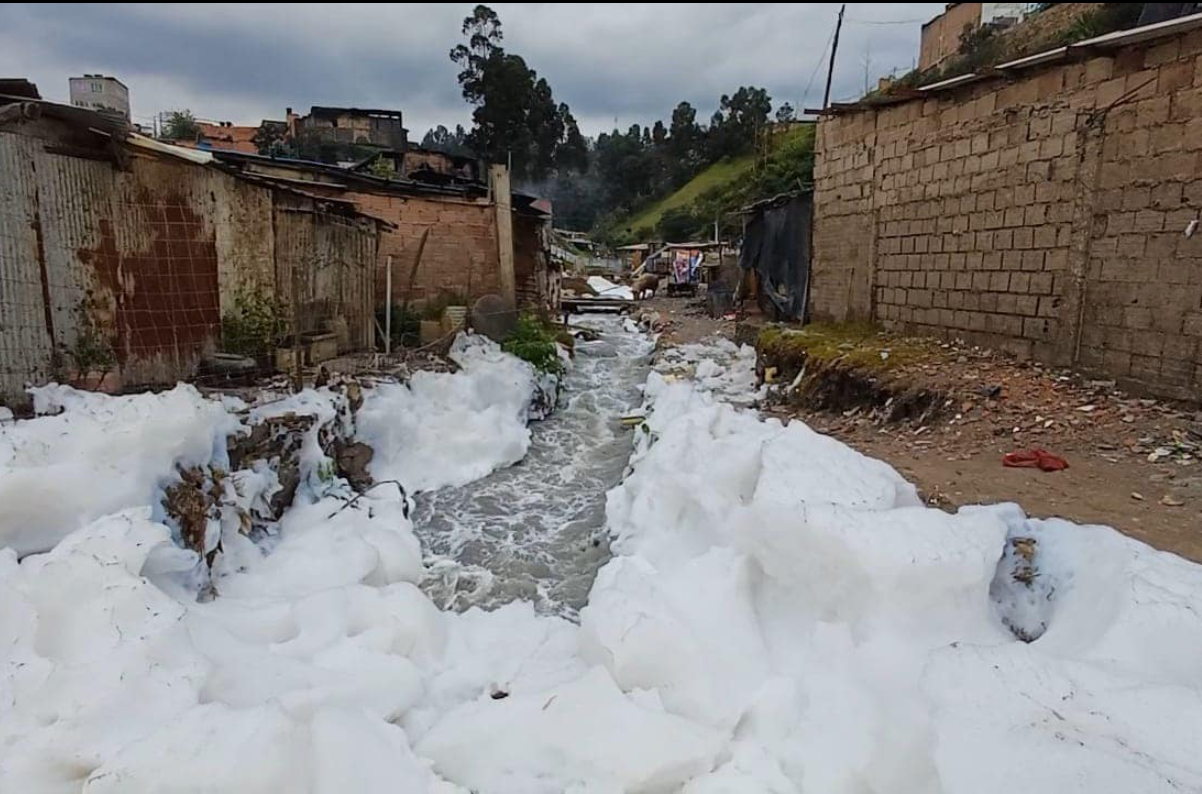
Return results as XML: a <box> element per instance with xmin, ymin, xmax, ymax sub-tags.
<box><xmin>811</xmin><ymin>27</ymin><xmax>1202</xmax><ymax>399</ymax></box>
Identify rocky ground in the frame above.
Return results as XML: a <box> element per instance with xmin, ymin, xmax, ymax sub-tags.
<box><xmin>642</xmin><ymin>293</ymin><xmax>1202</xmax><ymax>562</ymax></box>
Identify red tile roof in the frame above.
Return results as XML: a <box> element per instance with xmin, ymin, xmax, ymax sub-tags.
<box><xmin>176</xmin><ymin>122</ymin><xmax>259</xmax><ymax>154</ymax></box>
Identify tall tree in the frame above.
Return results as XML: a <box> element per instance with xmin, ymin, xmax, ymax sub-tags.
<box><xmin>449</xmin><ymin>4</ymin><xmax>503</xmax><ymax>104</ymax></box>
<box><xmin>449</xmin><ymin>5</ymin><xmax>586</xmax><ymax>181</ymax></box>
<box><xmin>651</xmin><ymin>120</ymin><xmax>668</xmax><ymax>148</ymax></box>
<box><xmin>667</xmin><ymin>101</ymin><xmax>702</xmax><ymax>184</ymax></box>
<box><xmin>708</xmin><ymin>86</ymin><xmax>772</xmax><ymax>159</ymax></box>
<box><xmin>556</xmin><ymin>104</ymin><xmax>588</xmax><ymax>173</ymax></box>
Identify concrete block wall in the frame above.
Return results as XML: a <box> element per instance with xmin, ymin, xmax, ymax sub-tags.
<box><xmin>811</xmin><ymin>26</ymin><xmax>1202</xmax><ymax>399</ymax></box>
<box><xmin>1078</xmin><ymin>34</ymin><xmax>1202</xmax><ymax>396</ymax></box>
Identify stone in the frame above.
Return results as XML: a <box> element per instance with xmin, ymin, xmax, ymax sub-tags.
<box><xmin>472</xmin><ymin>293</ymin><xmax>518</xmax><ymax>342</ymax></box>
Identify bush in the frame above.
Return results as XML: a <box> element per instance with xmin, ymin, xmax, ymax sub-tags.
<box><xmin>502</xmin><ymin>313</ymin><xmax>563</xmax><ymax>375</ymax></box>
<box><xmin>222</xmin><ymin>287</ymin><xmax>287</xmax><ymax>357</ymax></box>
<box><xmin>376</xmin><ymin>304</ymin><xmax>421</xmax><ymax>348</ymax></box>
<box><xmin>658</xmin><ymin>206</ymin><xmax>704</xmax><ymax>242</ymax></box>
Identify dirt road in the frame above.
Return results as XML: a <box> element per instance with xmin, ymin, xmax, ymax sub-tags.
<box><xmin>644</xmin><ymin>293</ymin><xmax>1202</xmax><ymax>562</ymax></box>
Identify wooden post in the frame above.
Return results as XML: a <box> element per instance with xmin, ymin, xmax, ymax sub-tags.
<box><xmin>384</xmin><ymin>254</ymin><xmax>393</xmax><ymax>355</ymax></box>
<box><xmin>290</xmin><ymin>259</ymin><xmax>303</xmax><ymax>392</ymax></box>
<box><xmin>490</xmin><ymin>163</ymin><xmax>516</xmax><ymax>307</ymax></box>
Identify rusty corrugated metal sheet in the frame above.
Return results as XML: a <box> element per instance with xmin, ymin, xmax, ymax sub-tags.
<box><xmin>274</xmin><ymin>194</ymin><xmax>376</xmax><ymax>351</ymax></box>
<box><xmin>104</xmin><ymin>156</ymin><xmax>222</xmax><ymax>385</ymax></box>
<box><xmin>1</xmin><ymin>119</ymin><xmax>380</xmax><ymax>406</ymax></box>
<box><xmin>32</xmin><ymin>148</ymin><xmax>117</xmax><ymax>357</ymax></box>
<box><xmin>0</xmin><ymin>132</ymin><xmax>56</xmax><ymax>403</ymax></box>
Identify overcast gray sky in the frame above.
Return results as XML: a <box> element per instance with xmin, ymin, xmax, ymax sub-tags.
<box><xmin>0</xmin><ymin>3</ymin><xmax>943</xmax><ymax>136</ymax></box>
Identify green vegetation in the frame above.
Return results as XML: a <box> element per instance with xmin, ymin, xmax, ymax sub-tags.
<box><xmin>502</xmin><ymin>313</ymin><xmax>564</xmax><ymax>375</ymax></box>
<box><xmin>70</xmin><ymin>326</ymin><xmax>116</xmax><ymax>373</ymax></box>
<box><xmin>605</xmin><ymin>124</ymin><xmax>815</xmax><ymax>244</ymax></box>
<box><xmin>377</xmin><ymin>305</ymin><xmax>421</xmax><ymax>349</ymax></box>
<box><xmin>757</xmin><ymin>322</ymin><xmax>930</xmax><ymax>375</ymax></box>
<box><xmin>376</xmin><ymin>292</ymin><xmax>469</xmax><ymax>350</ymax></box>
<box><xmin>161</xmin><ymin>110</ymin><xmax>200</xmax><ymax>142</ymax></box>
<box><xmin>221</xmin><ymin>286</ymin><xmax>288</xmax><ymax>357</ymax></box>
<box><xmin>622</xmin><ymin>154</ymin><xmax>757</xmax><ymax>237</ymax></box>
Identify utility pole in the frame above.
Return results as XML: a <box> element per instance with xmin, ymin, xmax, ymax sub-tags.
<box><xmin>822</xmin><ymin>4</ymin><xmax>846</xmax><ymax>110</ymax></box>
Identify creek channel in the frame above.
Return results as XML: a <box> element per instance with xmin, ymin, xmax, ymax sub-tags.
<box><xmin>412</xmin><ymin>314</ymin><xmax>653</xmax><ymax>617</ymax></box>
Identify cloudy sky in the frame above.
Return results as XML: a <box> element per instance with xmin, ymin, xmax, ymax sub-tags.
<box><xmin>1</xmin><ymin>3</ymin><xmax>943</xmax><ymax>136</ymax></box>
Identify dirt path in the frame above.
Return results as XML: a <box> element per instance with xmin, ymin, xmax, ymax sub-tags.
<box><xmin>818</xmin><ymin>426</ymin><xmax>1202</xmax><ymax>561</ymax></box>
<box><xmin>638</xmin><ymin>295</ymin><xmax>734</xmax><ymax>346</ymax></box>
<box><xmin>644</xmin><ymin>294</ymin><xmax>1202</xmax><ymax>562</ymax></box>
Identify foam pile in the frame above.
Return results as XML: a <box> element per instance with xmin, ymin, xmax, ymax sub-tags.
<box><xmin>3</xmin><ymin>336</ymin><xmax>1202</xmax><ymax>793</ymax></box>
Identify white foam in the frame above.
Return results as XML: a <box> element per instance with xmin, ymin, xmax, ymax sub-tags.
<box><xmin>5</xmin><ymin>337</ymin><xmax>1202</xmax><ymax>793</ymax></box>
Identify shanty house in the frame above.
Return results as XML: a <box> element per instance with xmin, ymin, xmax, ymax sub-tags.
<box><xmin>0</xmin><ymin>97</ymin><xmax>384</xmax><ymax>408</ymax></box>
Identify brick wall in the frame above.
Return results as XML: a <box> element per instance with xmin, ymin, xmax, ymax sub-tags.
<box><xmin>349</xmin><ymin>192</ymin><xmax>500</xmax><ymax>308</ymax></box>
<box><xmin>919</xmin><ymin>3</ymin><xmax>981</xmax><ymax>72</ymax></box>
<box><xmin>811</xmin><ymin>25</ymin><xmax>1202</xmax><ymax>399</ymax></box>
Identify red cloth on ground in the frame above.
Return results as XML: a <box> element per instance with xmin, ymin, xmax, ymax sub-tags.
<box><xmin>1002</xmin><ymin>448</ymin><xmax>1069</xmax><ymax>472</ymax></box>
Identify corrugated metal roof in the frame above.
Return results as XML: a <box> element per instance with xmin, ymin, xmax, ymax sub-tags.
<box><xmin>126</xmin><ymin>133</ymin><xmax>214</xmax><ymax>164</ymax></box>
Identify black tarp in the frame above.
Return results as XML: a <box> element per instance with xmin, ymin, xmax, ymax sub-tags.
<box><xmin>1139</xmin><ymin>3</ymin><xmax>1201</xmax><ymax>25</ymax></box>
<box><xmin>738</xmin><ymin>193</ymin><xmax>812</xmax><ymax>321</ymax></box>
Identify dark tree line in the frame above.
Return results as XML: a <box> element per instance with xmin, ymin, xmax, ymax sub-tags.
<box><xmin>419</xmin><ymin>5</ymin><xmax>789</xmax><ymax>232</ymax></box>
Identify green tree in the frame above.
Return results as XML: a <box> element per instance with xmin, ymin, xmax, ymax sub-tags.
<box><xmin>420</xmin><ymin>124</ymin><xmax>471</xmax><ymax>156</ymax></box>
<box><xmin>556</xmin><ymin>105</ymin><xmax>588</xmax><ymax>173</ymax></box>
<box><xmin>449</xmin><ymin>4</ymin><xmax>503</xmax><ymax>103</ymax></box>
<box><xmin>449</xmin><ymin>5</ymin><xmax>585</xmax><ymax>181</ymax></box>
<box><xmin>651</xmin><ymin>120</ymin><xmax>668</xmax><ymax>147</ymax></box>
<box><xmin>658</xmin><ymin>206</ymin><xmax>702</xmax><ymax>242</ymax></box>
<box><xmin>162</xmin><ymin>110</ymin><xmax>200</xmax><ymax>142</ymax></box>
<box><xmin>775</xmin><ymin>102</ymin><xmax>796</xmax><ymax>123</ymax></box>
<box><xmin>707</xmin><ymin>86</ymin><xmax>772</xmax><ymax>159</ymax></box>
<box><xmin>667</xmin><ymin>101</ymin><xmax>702</xmax><ymax>184</ymax></box>
<box><xmin>252</xmin><ymin>122</ymin><xmax>288</xmax><ymax>156</ymax></box>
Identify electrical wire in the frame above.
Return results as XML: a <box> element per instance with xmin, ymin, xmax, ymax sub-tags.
<box><xmin>844</xmin><ymin>17</ymin><xmax>929</xmax><ymax>25</ymax></box>
<box><xmin>800</xmin><ymin>22</ymin><xmax>838</xmax><ymax>109</ymax></box>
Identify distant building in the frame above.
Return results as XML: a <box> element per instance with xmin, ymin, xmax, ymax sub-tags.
<box><xmin>918</xmin><ymin>3</ymin><xmax>1028</xmax><ymax>72</ymax></box>
<box><xmin>0</xmin><ymin>78</ymin><xmax>40</xmax><ymax>99</ymax></box>
<box><xmin>286</xmin><ymin>106</ymin><xmax>407</xmax><ymax>150</ymax></box>
<box><xmin>193</xmin><ymin>121</ymin><xmax>260</xmax><ymax>154</ymax></box>
<box><xmin>68</xmin><ymin>74</ymin><xmax>129</xmax><ymax>120</ymax></box>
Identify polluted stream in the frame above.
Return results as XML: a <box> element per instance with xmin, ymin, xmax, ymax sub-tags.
<box><xmin>413</xmin><ymin>315</ymin><xmax>654</xmax><ymax>617</ymax></box>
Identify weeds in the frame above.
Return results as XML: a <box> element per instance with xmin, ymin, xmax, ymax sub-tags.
<box><xmin>502</xmin><ymin>313</ymin><xmax>564</xmax><ymax>375</ymax></box>
<box><xmin>222</xmin><ymin>286</ymin><xmax>287</xmax><ymax>357</ymax></box>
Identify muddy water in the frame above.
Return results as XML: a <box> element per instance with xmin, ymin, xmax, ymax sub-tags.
<box><xmin>412</xmin><ymin>315</ymin><xmax>653</xmax><ymax>617</ymax></box>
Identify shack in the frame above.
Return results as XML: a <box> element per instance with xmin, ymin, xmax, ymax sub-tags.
<box><xmin>208</xmin><ymin>149</ymin><xmax>558</xmax><ymax>316</ymax></box>
<box><xmin>737</xmin><ymin>192</ymin><xmax>812</xmax><ymax>321</ymax></box>
<box><xmin>641</xmin><ymin>242</ymin><xmax>730</xmax><ymax>295</ymax></box>
<box><xmin>0</xmin><ymin>96</ymin><xmax>383</xmax><ymax>407</ymax></box>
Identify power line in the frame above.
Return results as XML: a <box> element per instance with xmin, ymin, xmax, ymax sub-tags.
<box><xmin>801</xmin><ymin>21</ymin><xmax>838</xmax><ymax>109</ymax></box>
<box><xmin>844</xmin><ymin>17</ymin><xmax>929</xmax><ymax>25</ymax></box>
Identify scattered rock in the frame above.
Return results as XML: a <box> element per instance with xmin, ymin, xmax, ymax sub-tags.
<box><xmin>334</xmin><ymin>440</ymin><xmax>375</xmax><ymax>492</ymax></box>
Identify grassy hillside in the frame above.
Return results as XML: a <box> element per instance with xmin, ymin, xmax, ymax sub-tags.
<box><xmin>623</xmin><ymin>154</ymin><xmax>756</xmax><ymax>236</ymax></box>
<box><xmin>607</xmin><ymin>124</ymin><xmax>815</xmax><ymax>243</ymax></box>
